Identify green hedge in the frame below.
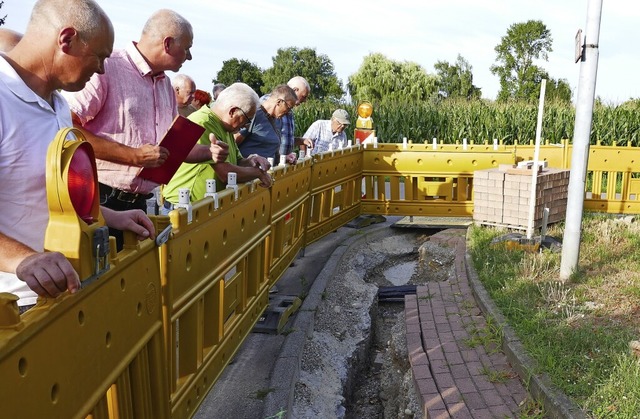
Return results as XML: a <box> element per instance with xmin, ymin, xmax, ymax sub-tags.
<box><xmin>293</xmin><ymin>99</ymin><xmax>640</xmax><ymax>146</ymax></box>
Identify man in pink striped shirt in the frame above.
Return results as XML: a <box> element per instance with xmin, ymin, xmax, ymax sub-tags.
<box><xmin>66</xmin><ymin>9</ymin><xmax>228</xmax><ymax>249</ymax></box>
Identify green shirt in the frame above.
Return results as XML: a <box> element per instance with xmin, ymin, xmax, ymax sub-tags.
<box><xmin>163</xmin><ymin>105</ymin><xmax>242</xmax><ymax>203</ymax></box>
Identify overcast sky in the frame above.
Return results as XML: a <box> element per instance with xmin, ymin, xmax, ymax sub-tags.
<box><xmin>3</xmin><ymin>0</ymin><xmax>635</xmax><ymax>104</ymax></box>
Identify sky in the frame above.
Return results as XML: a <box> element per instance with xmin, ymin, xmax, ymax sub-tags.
<box><xmin>2</xmin><ymin>0</ymin><xmax>636</xmax><ymax>104</ymax></box>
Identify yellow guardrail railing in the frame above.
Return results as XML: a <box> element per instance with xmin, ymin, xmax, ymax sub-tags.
<box><xmin>0</xmin><ymin>236</ymin><xmax>169</xmax><ymax>419</ymax></box>
<box><xmin>307</xmin><ymin>147</ymin><xmax>363</xmax><ymax>245</ymax></box>
<box><xmin>361</xmin><ymin>143</ymin><xmax>516</xmax><ymax>217</ymax></box>
<box><xmin>4</xmin><ymin>139</ymin><xmax>640</xmax><ymax>418</ymax></box>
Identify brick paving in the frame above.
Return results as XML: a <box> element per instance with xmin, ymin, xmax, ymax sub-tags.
<box><xmin>405</xmin><ymin>231</ymin><xmax>530</xmax><ymax>418</ymax></box>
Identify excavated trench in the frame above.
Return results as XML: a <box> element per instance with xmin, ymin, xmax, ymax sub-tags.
<box><xmin>292</xmin><ymin>229</ymin><xmax>457</xmax><ymax>418</ymax></box>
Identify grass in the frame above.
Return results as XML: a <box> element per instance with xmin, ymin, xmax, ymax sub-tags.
<box><xmin>468</xmin><ymin>213</ymin><xmax>640</xmax><ymax>416</ymax></box>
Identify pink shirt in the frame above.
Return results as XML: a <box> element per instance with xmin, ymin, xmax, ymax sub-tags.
<box><xmin>65</xmin><ymin>42</ymin><xmax>177</xmax><ymax>194</ymax></box>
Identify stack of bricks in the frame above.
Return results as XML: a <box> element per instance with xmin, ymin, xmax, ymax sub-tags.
<box><xmin>473</xmin><ymin>167</ymin><xmax>570</xmax><ymax>229</ymax></box>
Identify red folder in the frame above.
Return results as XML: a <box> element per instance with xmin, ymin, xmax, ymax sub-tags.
<box><xmin>138</xmin><ymin>115</ymin><xmax>205</xmax><ymax>184</ymax></box>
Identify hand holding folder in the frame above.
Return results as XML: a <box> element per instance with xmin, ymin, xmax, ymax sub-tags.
<box><xmin>138</xmin><ymin>115</ymin><xmax>205</xmax><ymax>184</ymax></box>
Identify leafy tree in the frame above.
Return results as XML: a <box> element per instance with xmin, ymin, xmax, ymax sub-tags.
<box><xmin>261</xmin><ymin>47</ymin><xmax>344</xmax><ymax>101</ymax></box>
<box><xmin>434</xmin><ymin>54</ymin><xmax>482</xmax><ymax>100</ymax></box>
<box><xmin>213</xmin><ymin>58</ymin><xmax>264</xmax><ymax>96</ymax></box>
<box><xmin>544</xmin><ymin>76</ymin><xmax>572</xmax><ymax>103</ymax></box>
<box><xmin>0</xmin><ymin>1</ymin><xmax>6</xmax><ymax>26</ymax></box>
<box><xmin>491</xmin><ymin>20</ymin><xmax>553</xmax><ymax>102</ymax></box>
<box><xmin>348</xmin><ymin>53</ymin><xmax>438</xmax><ymax>103</ymax></box>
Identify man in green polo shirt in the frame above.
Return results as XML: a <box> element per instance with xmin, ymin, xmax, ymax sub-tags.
<box><xmin>162</xmin><ymin>83</ymin><xmax>272</xmax><ymax>210</ymax></box>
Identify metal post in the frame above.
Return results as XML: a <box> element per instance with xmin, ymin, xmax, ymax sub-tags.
<box><xmin>526</xmin><ymin>79</ymin><xmax>546</xmax><ymax>240</ymax></box>
<box><xmin>560</xmin><ymin>0</ymin><xmax>603</xmax><ymax>280</ymax></box>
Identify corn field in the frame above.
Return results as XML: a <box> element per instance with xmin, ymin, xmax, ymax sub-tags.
<box><xmin>294</xmin><ymin>99</ymin><xmax>640</xmax><ymax>145</ymax></box>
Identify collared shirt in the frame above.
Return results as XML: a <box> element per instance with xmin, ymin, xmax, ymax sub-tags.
<box><xmin>303</xmin><ymin>120</ymin><xmax>347</xmax><ymax>155</ymax></box>
<box><xmin>65</xmin><ymin>41</ymin><xmax>177</xmax><ymax>194</ymax></box>
<box><xmin>238</xmin><ymin>105</ymin><xmax>282</xmax><ymax>160</ymax></box>
<box><xmin>279</xmin><ymin>112</ymin><xmax>295</xmax><ymax>156</ymax></box>
<box><xmin>261</xmin><ymin>94</ymin><xmax>295</xmax><ymax>157</ymax></box>
<box><xmin>0</xmin><ymin>54</ymin><xmax>73</xmax><ymax>306</ymax></box>
<box><xmin>163</xmin><ymin>105</ymin><xmax>243</xmax><ymax>203</ymax></box>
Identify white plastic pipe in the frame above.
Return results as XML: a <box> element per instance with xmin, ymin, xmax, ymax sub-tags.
<box><xmin>526</xmin><ymin>79</ymin><xmax>546</xmax><ymax>240</ymax></box>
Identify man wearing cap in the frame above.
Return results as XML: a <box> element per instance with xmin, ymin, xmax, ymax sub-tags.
<box><xmin>303</xmin><ymin>109</ymin><xmax>351</xmax><ymax>155</ymax></box>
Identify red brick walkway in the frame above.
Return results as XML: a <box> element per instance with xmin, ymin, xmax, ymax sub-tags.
<box><xmin>405</xmin><ymin>231</ymin><xmax>530</xmax><ymax>418</ymax></box>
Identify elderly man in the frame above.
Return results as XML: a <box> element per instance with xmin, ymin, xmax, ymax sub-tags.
<box><xmin>173</xmin><ymin>73</ymin><xmax>196</xmax><ymax>117</ymax></box>
<box><xmin>66</xmin><ymin>9</ymin><xmax>228</xmax><ymax>249</ymax></box>
<box><xmin>0</xmin><ymin>0</ymin><xmax>155</xmax><ymax>311</ymax></box>
<box><xmin>212</xmin><ymin>83</ymin><xmax>226</xmax><ymax>101</ymax></box>
<box><xmin>303</xmin><ymin>109</ymin><xmax>351</xmax><ymax>155</ymax></box>
<box><xmin>162</xmin><ymin>83</ymin><xmax>271</xmax><ymax>210</ymax></box>
<box><xmin>278</xmin><ymin>76</ymin><xmax>314</xmax><ymax>162</ymax></box>
<box><xmin>234</xmin><ymin>84</ymin><xmax>297</xmax><ymax>161</ymax></box>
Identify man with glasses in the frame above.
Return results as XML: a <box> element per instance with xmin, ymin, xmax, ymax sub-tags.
<box><xmin>278</xmin><ymin>76</ymin><xmax>314</xmax><ymax>163</ymax></box>
<box><xmin>303</xmin><ymin>109</ymin><xmax>351</xmax><ymax>155</ymax></box>
<box><xmin>161</xmin><ymin>83</ymin><xmax>272</xmax><ymax>211</ymax></box>
<box><xmin>234</xmin><ymin>84</ymin><xmax>297</xmax><ymax>162</ymax></box>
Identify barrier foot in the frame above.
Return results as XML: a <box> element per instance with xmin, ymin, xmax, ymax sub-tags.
<box><xmin>252</xmin><ymin>295</ymin><xmax>302</xmax><ymax>334</ymax></box>
<box><xmin>346</xmin><ymin>214</ymin><xmax>386</xmax><ymax>229</ymax></box>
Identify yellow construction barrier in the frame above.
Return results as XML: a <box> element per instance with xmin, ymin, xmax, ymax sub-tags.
<box><xmin>307</xmin><ymin>147</ymin><xmax>363</xmax><ymax>245</ymax></box>
<box><xmin>361</xmin><ymin>143</ymin><xmax>516</xmax><ymax>217</ymax></box>
<box><xmin>0</xmin><ymin>235</ymin><xmax>168</xmax><ymax>419</ymax></box>
<box><xmin>5</xmin><ymin>136</ymin><xmax>640</xmax><ymax>419</ymax></box>
<box><xmin>159</xmin><ymin>183</ymin><xmax>271</xmax><ymax>418</ymax></box>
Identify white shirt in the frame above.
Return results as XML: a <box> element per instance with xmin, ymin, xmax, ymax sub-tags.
<box><xmin>0</xmin><ymin>54</ymin><xmax>73</xmax><ymax>306</ymax></box>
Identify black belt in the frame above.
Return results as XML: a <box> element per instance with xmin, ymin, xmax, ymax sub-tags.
<box><xmin>99</xmin><ymin>183</ymin><xmax>154</xmax><ymax>204</ymax></box>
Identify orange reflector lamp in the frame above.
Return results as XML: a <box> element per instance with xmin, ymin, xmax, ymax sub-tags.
<box><xmin>354</xmin><ymin>101</ymin><xmax>374</xmax><ymax>143</ymax></box>
<box><xmin>44</xmin><ymin>128</ymin><xmax>109</xmax><ymax>282</ymax></box>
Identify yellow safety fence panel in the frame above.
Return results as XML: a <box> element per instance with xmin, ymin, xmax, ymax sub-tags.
<box><xmin>159</xmin><ymin>182</ymin><xmax>271</xmax><ymax>418</ymax></box>
<box><xmin>307</xmin><ymin>147</ymin><xmax>363</xmax><ymax>245</ymax></box>
<box><xmin>0</xmin><ymin>235</ymin><xmax>169</xmax><ymax>419</ymax></box>
<box><xmin>268</xmin><ymin>159</ymin><xmax>312</xmax><ymax>285</ymax></box>
<box><xmin>518</xmin><ymin>140</ymin><xmax>640</xmax><ymax>214</ymax></box>
<box><xmin>361</xmin><ymin>143</ymin><xmax>516</xmax><ymax>217</ymax></box>
<box><xmin>8</xmin><ymin>139</ymin><xmax>640</xmax><ymax>419</ymax></box>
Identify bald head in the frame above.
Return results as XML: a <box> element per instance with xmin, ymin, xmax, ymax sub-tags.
<box><xmin>28</xmin><ymin>0</ymin><xmax>113</xmax><ymax>41</ymax></box>
<box><xmin>287</xmin><ymin>76</ymin><xmax>310</xmax><ymax>105</ymax></box>
<box><xmin>0</xmin><ymin>29</ymin><xmax>22</xmax><ymax>52</ymax></box>
<box><xmin>138</xmin><ymin>9</ymin><xmax>193</xmax><ymax>73</ymax></box>
<box><xmin>172</xmin><ymin>73</ymin><xmax>196</xmax><ymax>107</ymax></box>
<box><xmin>8</xmin><ymin>0</ymin><xmax>114</xmax><ymax>99</ymax></box>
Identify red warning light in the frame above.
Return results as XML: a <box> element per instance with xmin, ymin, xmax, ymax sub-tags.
<box><xmin>68</xmin><ymin>142</ymin><xmax>97</xmax><ymax>224</ymax></box>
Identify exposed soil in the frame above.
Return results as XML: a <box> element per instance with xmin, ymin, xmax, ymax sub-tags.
<box><xmin>292</xmin><ymin>229</ymin><xmax>457</xmax><ymax>418</ymax></box>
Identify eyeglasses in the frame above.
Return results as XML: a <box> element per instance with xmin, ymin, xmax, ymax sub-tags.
<box><xmin>279</xmin><ymin>98</ymin><xmax>293</xmax><ymax>113</ymax></box>
<box><xmin>237</xmin><ymin>107</ymin><xmax>251</xmax><ymax>127</ymax></box>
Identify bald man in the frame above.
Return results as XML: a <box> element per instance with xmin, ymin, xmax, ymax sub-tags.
<box><xmin>172</xmin><ymin>73</ymin><xmax>196</xmax><ymax>117</ymax></box>
<box><xmin>274</xmin><ymin>76</ymin><xmax>314</xmax><ymax>163</ymax></box>
<box><xmin>66</xmin><ymin>9</ymin><xmax>228</xmax><ymax>249</ymax></box>
<box><xmin>0</xmin><ymin>0</ymin><xmax>155</xmax><ymax>311</ymax></box>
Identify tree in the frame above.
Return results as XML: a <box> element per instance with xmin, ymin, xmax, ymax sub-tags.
<box><xmin>348</xmin><ymin>53</ymin><xmax>438</xmax><ymax>103</ymax></box>
<box><xmin>544</xmin><ymin>76</ymin><xmax>572</xmax><ymax>103</ymax></box>
<box><xmin>491</xmin><ymin>20</ymin><xmax>553</xmax><ymax>102</ymax></box>
<box><xmin>261</xmin><ymin>47</ymin><xmax>344</xmax><ymax>101</ymax></box>
<box><xmin>0</xmin><ymin>1</ymin><xmax>6</xmax><ymax>26</ymax></box>
<box><xmin>434</xmin><ymin>54</ymin><xmax>481</xmax><ymax>100</ymax></box>
<box><xmin>214</xmin><ymin>58</ymin><xmax>264</xmax><ymax>96</ymax></box>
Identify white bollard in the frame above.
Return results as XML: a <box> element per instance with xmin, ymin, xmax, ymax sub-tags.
<box><xmin>226</xmin><ymin>172</ymin><xmax>239</xmax><ymax>199</ymax></box>
<box><xmin>347</xmin><ymin>140</ymin><xmax>352</xmax><ymax>148</ymax></box>
<box><xmin>463</xmin><ymin>137</ymin><xmax>468</xmax><ymax>150</ymax></box>
<box><xmin>402</xmin><ymin>137</ymin><xmax>408</xmax><ymax>149</ymax></box>
<box><xmin>175</xmin><ymin>188</ymin><xmax>193</xmax><ymax>223</ymax></box>
<box><xmin>432</xmin><ymin>137</ymin><xmax>437</xmax><ymax>150</ymax></box>
<box><xmin>204</xmin><ymin>178</ymin><xmax>219</xmax><ymax>209</ymax></box>
<box><xmin>493</xmin><ymin>138</ymin><xmax>498</xmax><ymax>150</ymax></box>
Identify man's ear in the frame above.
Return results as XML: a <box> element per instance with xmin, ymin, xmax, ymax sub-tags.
<box><xmin>163</xmin><ymin>37</ymin><xmax>173</xmax><ymax>53</ymax></box>
<box><xmin>59</xmin><ymin>27</ymin><xmax>78</xmax><ymax>54</ymax></box>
